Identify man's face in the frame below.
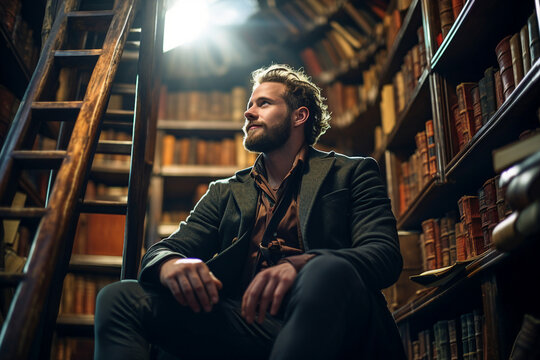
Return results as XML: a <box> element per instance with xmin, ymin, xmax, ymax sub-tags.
<box><xmin>243</xmin><ymin>82</ymin><xmax>292</xmax><ymax>153</ymax></box>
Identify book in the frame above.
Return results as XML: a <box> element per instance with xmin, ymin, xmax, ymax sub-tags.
<box><xmin>483</xmin><ymin>67</ymin><xmax>497</xmax><ymax>123</ymax></box>
<box><xmin>509</xmin><ymin>314</ymin><xmax>540</xmax><ymax>360</ymax></box>
<box><xmin>493</xmin><ymin>69</ymin><xmax>504</xmax><ymax>109</ymax></box>
<box><xmin>426</xmin><ymin>120</ymin><xmax>437</xmax><ymax>177</ymax></box>
<box><xmin>456</xmin><ymin>82</ymin><xmax>477</xmax><ymax>140</ymax></box>
<box><xmin>438</xmin><ymin>0</ymin><xmax>454</xmax><ymax>40</ymax></box>
<box><xmin>492</xmin><ymin>131</ymin><xmax>540</xmax><ymax>172</ymax></box>
<box><xmin>495</xmin><ymin>36</ymin><xmax>515</xmax><ymax>100</ymax></box>
<box><xmin>528</xmin><ymin>11</ymin><xmax>540</xmax><ymax>65</ymax></box>
<box><xmin>492</xmin><ymin>200</ymin><xmax>540</xmax><ymax>251</ymax></box>
<box><xmin>470</xmin><ymin>85</ymin><xmax>483</xmax><ymax>133</ymax></box>
<box><xmin>451</xmin><ymin>0</ymin><xmax>464</xmax><ymax>20</ymax></box>
<box><xmin>380</xmin><ymin>84</ymin><xmax>396</xmax><ymax>135</ymax></box>
<box><xmin>510</xmin><ymin>32</ymin><xmax>524</xmax><ymax>86</ymax></box>
<box><xmin>520</xmin><ymin>24</ymin><xmax>531</xmax><ymax>74</ymax></box>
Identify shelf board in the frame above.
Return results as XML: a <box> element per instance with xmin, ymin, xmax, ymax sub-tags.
<box><xmin>396</xmin><ymin>176</ymin><xmax>450</xmax><ymax>230</ymax></box>
<box><xmin>378</xmin><ymin>0</ymin><xmax>423</xmax><ymax>88</ymax></box>
<box><xmin>385</xmin><ymin>68</ymin><xmax>432</xmax><ymax>153</ymax></box>
<box><xmin>0</xmin><ymin>22</ymin><xmax>31</xmax><ymax>98</ymax></box>
<box><xmin>430</xmin><ymin>0</ymin><xmax>535</xmax><ymax>80</ymax></box>
<box><xmin>160</xmin><ymin>165</ymin><xmax>240</xmax><ymax>178</ymax></box>
<box><xmin>393</xmin><ymin>248</ymin><xmax>509</xmax><ymax>323</ymax></box>
<box><xmin>158</xmin><ymin>119</ymin><xmax>244</xmax><ymax>133</ymax></box>
<box><xmin>90</xmin><ymin>161</ymin><xmax>130</xmax><ymax>185</ymax></box>
<box><xmin>69</xmin><ymin>254</ymin><xmax>122</xmax><ymax>274</ymax></box>
<box><xmin>56</xmin><ymin>314</ymin><xmax>94</xmax><ymax>336</ymax></box>
<box><xmin>444</xmin><ymin>59</ymin><xmax>540</xmax><ymax>193</ymax></box>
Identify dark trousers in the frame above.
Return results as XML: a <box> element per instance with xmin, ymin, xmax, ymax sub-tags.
<box><xmin>94</xmin><ymin>255</ymin><xmax>406</xmax><ymax>360</ymax></box>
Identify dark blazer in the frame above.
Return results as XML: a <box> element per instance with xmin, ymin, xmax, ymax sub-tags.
<box><xmin>139</xmin><ymin>147</ymin><xmax>402</xmax><ymax>295</ymax></box>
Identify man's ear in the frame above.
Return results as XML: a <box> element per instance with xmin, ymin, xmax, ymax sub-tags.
<box><xmin>293</xmin><ymin>107</ymin><xmax>309</xmax><ymax>127</ymax></box>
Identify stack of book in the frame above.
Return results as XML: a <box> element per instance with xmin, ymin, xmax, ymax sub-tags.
<box><xmin>492</xmin><ymin>133</ymin><xmax>540</xmax><ymax>252</ymax></box>
<box><xmin>408</xmin><ymin>309</ymin><xmax>484</xmax><ymax>360</ymax></box>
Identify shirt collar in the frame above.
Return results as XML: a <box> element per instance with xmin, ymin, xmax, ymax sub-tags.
<box><xmin>250</xmin><ymin>145</ymin><xmax>309</xmax><ymax>184</ymax></box>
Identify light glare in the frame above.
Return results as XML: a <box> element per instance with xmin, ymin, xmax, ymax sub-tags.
<box><xmin>163</xmin><ymin>0</ymin><xmax>209</xmax><ymax>52</ymax></box>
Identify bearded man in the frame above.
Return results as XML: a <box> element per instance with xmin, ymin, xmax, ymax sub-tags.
<box><xmin>94</xmin><ymin>64</ymin><xmax>406</xmax><ymax>360</ymax></box>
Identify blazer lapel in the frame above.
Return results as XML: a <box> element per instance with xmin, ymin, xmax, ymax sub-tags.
<box><xmin>299</xmin><ymin>148</ymin><xmax>335</xmax><ymax>249</ymax></box>
<box><xmin>230</xmin><ymin>172</ymin><xmax>258</xmax><ymax>237</ymax></box>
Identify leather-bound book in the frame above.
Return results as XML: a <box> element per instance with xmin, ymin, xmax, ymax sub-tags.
<box><xmin>415</xmin><ymin>130</ymin><xmax>430</xmax><ymax>184</ymax></box>
<box><xmin>421</xmin><ymin>219</ymin><xmax>439</xmax><ymax>270</ymax></box>
<box><xmin>528</xmin><ymin>11</ymin><xmax>540</xmax><ymax>64</ymax></box>
<box><xmin>417</xmin><ymin>26</ymin><xmax>427</xmax><ymax>71</ymax></box>
<box><xmin>471</xmin><ymin>85</ymin><xmax>483</xmax><ymax>133</ymax></box>
<box><xmin>493</xmin><ymin>69</ymin><xmax>504</xmax><ymax>109</ymax></box>
<box><xmin>510</xmin><ymin>33</ymin><xmax>524</xmax><ymax>85</ymax></box>
<box><xmin>439</xmin><ymin>217</ymin><xmax>451</xmax><ymax>267</ymax></box>
<box><xmin>451</xmin><ymin>0</ymin><xmax>464</xmax><ymax>20</ymax></box>
<box><xmin>438</xmin><ymin>0</ymin><xmax>454</xmax><ymax>40</ymax></box>
<box><xmin>425</xmin><ymin>120</ymin><xmax>437</xmax><ymax>177</ymax></box>
<box><xmin>495</xmin><ymin>36</ymin><xmax>515</xmax><ymax>100</ymax></box>
<box><xmin>456</xmin><ymin>82</ymin><xmax>476</xmax><ymax>139</ymax></box>
<box><xmin>455</xmin><ymin>221</ymin><xmax>468</xmax><ymax>261</ymax></box>
<box><xmin>520</xmin><ymin>24</ymin><xmax>531</xmax><ymax>74</ymax></box>
<box><xmin>483</xmin><ymin>67</ymin><xmax>497</xmax><ymax>123</ymax></box>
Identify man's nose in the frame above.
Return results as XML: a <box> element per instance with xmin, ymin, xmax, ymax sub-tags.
<box><xmin>244</xmin><ymin>107</ymin><xmax>257</xmax><ymax>121</ymax></box>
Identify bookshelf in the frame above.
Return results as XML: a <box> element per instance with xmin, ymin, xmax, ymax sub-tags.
<box><xmin>146</xmin><ymin>86</ymin><xmax>255</xmax><ymax>246</ymax></box>
<box><xmin>286</xmin><ymin>0</ymin><xmax>540</xmax><ymax>358</ymax></box>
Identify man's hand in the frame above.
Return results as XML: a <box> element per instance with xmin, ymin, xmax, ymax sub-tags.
<box><xmin>241</xmin><ymin>262</ymin><xmax>297</xmax><ymax>324</ymax></box>
<box><xmin>159</xmin><ymin>258</ymin><xmax>223</xmax><ymax>313</ymax></box>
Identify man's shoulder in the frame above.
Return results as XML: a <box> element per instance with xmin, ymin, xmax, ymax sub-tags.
<box><xmin>211</xmin><ymin>167</ymin><xmax>253</xmax><ymax>187</ymax></box>
<box><xmin>309</xmin><ymin>147</ymin><xmax>377</xmax><ymax>168</ymax></box>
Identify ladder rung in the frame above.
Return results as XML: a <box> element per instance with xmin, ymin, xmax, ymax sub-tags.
<box><xmin>0</xmin><ymin>272</ymin><xmax>25</xmax><ymax>286</ymax></box>
<box><xmin>81</xmin><ymin>200</ymin><xmax>127</xmax><ymax>214</ymax></box>
<box><xmin>54</xmin><ymin>49</ymin><xmax>102</xmax><ymax>67</ymax></box>
<box><xmin>111</xmin><ymin>83</ymin><xmax>136</xmax><ymax>95</ymax></box>
<box><xmin>104</xmin><ymin>109</ymin><xmax>134</xmax><ymax>122</ymax></box>
<box><xmin>12</xmin><ymin>150</ymin><xmax>66</xmax><ymax>169</ymax></box>
<box><xmin>121</xmin><ymin>50</ymin><xmax>139</xmax><ymax>62</ymax></box>
<box><xmin>32</xmin><ymin>101</ymin><xmax>83</xmax><ymax>122</ymax></box>
<box><xmin>0</xmin><ymin>207</ymin><xmax>47</xmax><ymax>219</ymax></box>
<box><xmin>67</xmin><ymin>10</ymin><xmax>115</xmax><ymax>32</ymax></box>
<box><xmin>96</xmin><ymin>140</ymin><xmax>132</xmax><ymax>155</ymax></box>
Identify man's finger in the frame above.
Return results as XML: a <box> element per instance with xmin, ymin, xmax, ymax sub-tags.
<box><xmin>257</xmin><ymin>277</ymin><xmax>277</xmax><ymax>324</ymax></box>
<box><xmin>270</xmin><ymin>280</ymin><xmax>289</xmax><ymax>316</ymax></box>
<box><xmin>178</xmin><ymin>274</ymin><xmax>201</xmax><ymax>313</ymax></box>
<box><xmin>166</xmin><ymin>277</ymin><xmax>187</xmax><ymax>306</ymax></box>
<box><xmin>242</xmin><ymin>275</ymin><xmax>266</xmax><ymax>324</ymax></box>
<box><xmin>186</xmin><ymin>269</ymin><xmax>212</xmax><ymax>312</ymax></box>
<box><xmin>198</xmin><ymin>267</ymin><xmax>220</xmax><ymax>305</ymax></box>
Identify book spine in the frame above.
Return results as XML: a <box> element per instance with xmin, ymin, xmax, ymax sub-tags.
<box><xmin>510</xmin><ymin>32</ymin><xmax>524</xmax><ymax>86</ymax></box>
<box><xmin>426</xmin><ymin>120</ymin><xmax>437</xmax><ymax>177</ymax></box>
<box><xmin>422</xmin><ymin>219</ymin><xmax>437</xmax><ymax>270</ymax></box>
<box><xmin>528</xmin><ymin>11</ymin><xmax>540</xmax><ymax>65</ymax></box>
<box><xmin>438</xmin><ymin>0</ymin><xmax>454</xmax><ymax>40</ymax></box>
<box><xmin>520</xmin><ymin>24</ymin><xmax>531</xmax><ymax>74</ymax></box>
<box><xmin>483</xmin><ymin>67</ymin><xmax>497</xmax><ymax>121</ymax></box>
<box><xmin>495</xmin><ymin>36</ymin><xmax>515</xmax><ymax>100</ymax></box>
<box><xmin>451</xmin><ymin>0</ymin><xmax>464</xmax><ymax>20</ymax></box>
<box><xmin>493</xmin><ymin>69</ymin><xmax>504</xmax><ymax>109</ymax></box>
<box><xmin>471</xmin><ymin>86</ymin><xmax>483</xmax><ymax>133</ymax></box>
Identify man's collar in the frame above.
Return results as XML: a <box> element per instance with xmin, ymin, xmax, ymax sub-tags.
<box><xmin>249</xmin><ymin>145</ymin><xmax>309</xmax><ymax>182</ymax></box>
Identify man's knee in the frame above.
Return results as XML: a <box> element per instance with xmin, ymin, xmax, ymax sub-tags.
<box><xmin>95</xmin><ymin>280</ymin><xmax>142</xmax><ymax>325</ymax></box>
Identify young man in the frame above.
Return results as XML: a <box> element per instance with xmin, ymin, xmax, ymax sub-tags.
<box><xmin>95</xmin><ymin>64</ymin><xmax>406</xmax><ymax>359</ymax></box>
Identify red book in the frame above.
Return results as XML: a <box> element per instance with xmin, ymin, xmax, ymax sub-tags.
<box><xmin>471</xmin><ymin>86</ymin><xmax>483</xmax><ymax>133</ymax></box>
<box><xmin>495</xmin><ymin>36</ymin><xmax>515</xmax><ymax>100</ymax></box>
<box><xmin>456</xmin><ymin>82</ymin><xmax>477</xmax><ymax>139</ymax></box>
<box><xmin>422</xmin><ymin>219</ymin><xmax>438</xmax><ymax>270</ymax></box>
<box><xmin>438</xmin><ymin>0</ymin><xmax>454</xmax><ymax>40</ymax></box>
<box><xmin>451</xmin><ymin>0</ymin><xmax>464</xmax><ymax>19</ymax></box>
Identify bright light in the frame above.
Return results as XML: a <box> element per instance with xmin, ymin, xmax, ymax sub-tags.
<box><xmin>163</xmin><ymin>0</ymin><xmax>210</xmax><ymax>52</ymax></box>
<box><xmin>163</xmin><ymin>0</ymin><xmax>258</xmax><ymax>52</ymax></box>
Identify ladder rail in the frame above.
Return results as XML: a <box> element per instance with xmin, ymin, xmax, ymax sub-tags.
<box><xmin>122</xmin><ymin>0</ymin><xmax>163</xmax><ymax>279</ymax></box>
<box><xmin>0</xmin><ymin>0</ymin><xmax>139</xmax><ymax>358</ymax></box>
<box><xmin>0</xmin><ymin>0</ymin><xmax>79</xmax><ymax>206</ymax></box>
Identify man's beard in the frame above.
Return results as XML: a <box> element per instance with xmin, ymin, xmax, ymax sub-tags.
<box><xmin>243</xmin><ymin>115</ymin><xmax>292</xmax><ymax>153</ymax></box>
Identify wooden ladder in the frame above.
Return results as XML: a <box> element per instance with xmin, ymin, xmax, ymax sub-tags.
<box><xmin>0</xmin><ymin>0</ymin><xmax>162</xmax><ymax>358</ymax></box>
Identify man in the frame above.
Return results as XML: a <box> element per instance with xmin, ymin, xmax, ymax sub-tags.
<box><xmin>95</xmin><ymin>64</ymin><xmax>406</xmax><ymax>359</ymax></box>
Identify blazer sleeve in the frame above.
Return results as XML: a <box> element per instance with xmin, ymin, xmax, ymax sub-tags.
<box><xmin>308</xmin><ymin>157</ymin><xmax>403</xmax><ymax>290</ymax></box>
<box><xmin>138</xmin><ymin>181</ymin><xmax>223</xmax><ymax>285</ymax></box>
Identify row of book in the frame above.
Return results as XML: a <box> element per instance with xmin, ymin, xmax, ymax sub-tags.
<box><xmin>418</xmin><ymin>175</ymin><xmax>509</xmax><ymax>272</ymax></box>
<box><xmin>59</xmin><ymin>273</ymin><xmax>115</xmax><ymax>316</ymax></box>
<box><xmin>449</xmin><ymin>11</ymin><xmax>540</xmax><ymax>156</ymax></box>
<box><xmin>72</xmin><ymin>181</ymin><xmax>128</xmax><ymax>257</ymax></box>
<box><xmin>406</xmin><ymin>310</ymin><xmax>484</xmax><ymax>360</ymax></box>
<box><xmin>436</xmin><ymin>0</ymin><xmax>466</xmax><ymax>45</ymax></box>
<box><xmin>0</xmin><ymin>84</ymin><xmax>19</xmax><ymax>148</ymax></box>
<box><xmin>158</xmin><ymin>86</ymin><xmax>247</xmax><ymax>123</ymax></box>
<box><xmin>52</xmin><ymin>336</ymin><xmax>94</xmax><ymax>360</ymax></box>
<box><xmin>385</xmin><ymin>120</ymin><xmax>437</xmax><ymax>217</ymax></box>
<box><xmin>0</xmin><ymin>0</ymin><xmax>40</xmax><ymax>70</ymax></box>
<box><xmin>383</xmin><ymin>0</ymin><xmax>412</xmax><ymax>51</ymax></box>
<box><xmin>379</xmin><ymin>27</ymin><xmax>428</xmax><ymax>138</ymax></box>
<box><xmin>323</xmin><ymin>82</ymin><xmax>364</xmax><ymax>127</ymax></box>
<box><xmin>94</xmin><ymin>128</ymin><xmax>132</xmax><ymax>166</ymax></box>
<box><xmin>161</xmin><ymin>133</ymin><xmax>258</xmax><ymax>169</ymax></box>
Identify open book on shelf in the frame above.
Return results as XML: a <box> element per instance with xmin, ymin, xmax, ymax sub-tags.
<box><xmin>409</xmin><ymin>258</ymin><xmax>475</xmax><ymax>287</ymax></box>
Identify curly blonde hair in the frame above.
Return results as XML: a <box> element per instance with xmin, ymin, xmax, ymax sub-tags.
<box><xmin>250</xmin><ymin>64</ymin><xmax>331</xmax><ymax>145</ymax></box>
